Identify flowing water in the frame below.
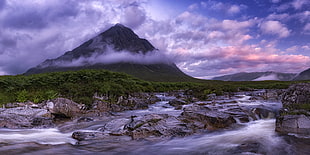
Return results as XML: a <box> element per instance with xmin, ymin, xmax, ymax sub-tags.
<box><xmin>0</xmin><ymin>94</ymin><xmax>309</xmax><ymax>155</ymax></box>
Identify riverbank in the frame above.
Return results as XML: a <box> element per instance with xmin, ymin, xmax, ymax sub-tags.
<box><xmin>1</xmin><ymin>89</ymin><xmax>309</xmax><ymax>154</ymax></box>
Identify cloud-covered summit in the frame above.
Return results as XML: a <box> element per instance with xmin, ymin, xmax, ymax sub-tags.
<box><xmin>30</xmin><ymin>23</ymin><xmax>170</xmax><ymax>69</ymax></box>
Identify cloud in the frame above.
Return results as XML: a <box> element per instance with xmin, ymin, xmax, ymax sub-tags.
<box><xmin>260</xmin><ymin>20</ymin><xmax>290</xmax><ymax>38</ymax></box>
<box><xmin>271</xmin><ymin>0</ymin><xmax>281</xmax><ymax>3</ymax></box>
<box><xmin>121</xmin><ymin>3</ymin><xmax>146</xmax><ymax>28</ymax></box>
<box><xmin>227</xmin><ymin>5</ymin><xmax>241</xmax><ymax>15</ymax></box>
<box><xmin>0</xmin><ymin>0</ymin><xmax>149</xmax><ymax>75</ymax></box>
<box><xmin>0</xmin><ymin>0</ymin><xmax>6</xmax><ymax>10</ymax></box>
<box><xmin>276</xmin><ymin>0</ymin><xmax>310</xmax><ymax>11</ymax></box>
<box><xmin>253</xmin><ymin>74</ymin><xmax>279</xmax><ymax>81</ymax></box>
<box><xmin>0</xmin><ymin>0</ymin><xmax>308</xmax><ymax>79</ymax></box>
<box><xmin>292</xmin><ymin>0</ymin><xmax>310</xmax><ymax>10</ymax></box>
<box><xmin>195</xmin><ymin>1</ymin><xmax>246</xmax><ymax>16</ymax></box>
<box><xmin>266</xmin><ymin>13</ymin><xmax>290</xmax><ymax>21</ymax></box>
<box><xmin>304</xmin><ymin>23</ymin><xmax>310</xmax><ymax>34</ymax></box>
<box><xmin>173</xmin><ymin>45</ymin><xmax>310</xmax><ymax>79</ymax></box>
<box><xmin>0</xmin><ymin>0</ymin><xmax>80</xmax><ymax>30</ymax></box>
<box><xmin>47</xmin><ymin>47</ymin><xmax>170</xmax><ymax>67</ymax></box>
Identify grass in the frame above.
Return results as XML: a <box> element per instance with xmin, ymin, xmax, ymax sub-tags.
<box><xmin>0</xmin><ymin>69</ymin><xmax>309</xmax><ymax>108</ymax></box>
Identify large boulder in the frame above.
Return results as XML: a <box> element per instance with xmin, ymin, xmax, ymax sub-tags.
<box><xmin>124</xmin><ymin>114</ymin><xmax>192</xmax><ymax>140</ymax></box>
<box><xmin>276</xmin><ymin>83</ymin><xmax>310</xmax><ymax>135</ymax></box>
<box><xmin>179</xmin><ymin>105</ymin><xmax>236</xmax><ymax>130</ymax></box>
<box><xmin>276</xmin><ymin>115</ymin><xmax>310</xmax><ymax>135</ymax></box>
<box><xmin>46</xmin><ymin>98</ymin><xmax>85</xmax><ymax>118</ymax></box>
<box><xmin>0</xmin><ymin>107</ymin><xmax>53</xmax><ymax>128</ymax></box>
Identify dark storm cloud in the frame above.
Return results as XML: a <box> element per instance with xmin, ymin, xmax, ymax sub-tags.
<box><xmin>0</xmin><ymin>0</ymin><xmax>151</xmax><ymax>75</ymax></box>
<box><xmin>1</xmin><ymin>0</ymin><xmax>79</xmax><ymax>30</ymax></box>
<box><xmin>0</xmin><ymin>0</ymin><xmax>6</xmax><ymax>10</ymax></box>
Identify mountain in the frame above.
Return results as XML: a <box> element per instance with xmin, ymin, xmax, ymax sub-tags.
<box><xmin>293</xmin><ymin>68</ymin><xmax>310</xmax><ymax>81</ymax></box>
<box><xmin>25</xmin><ymin>24</ymin><xmax>193</xmax><ymax>82</ymax></box>
<box><xmin>212</xmin><ymin>72</ymin><xmax>297</xmax><ymax>81</ymax></box>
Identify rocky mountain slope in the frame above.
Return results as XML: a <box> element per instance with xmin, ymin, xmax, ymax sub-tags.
<box><xmin>212</xmin><ymin>71</ymin><xmax>296</xmax><ymax>81</ymax></box>
<box><xmin>293</xmin><ymin>68</ymin><xmax>310</xmax><ymax>81</ymax></box>
<box><xmin>25</xmin><ymin>24</ymin><xmax>193</xmax><ymax>82</ymax></box>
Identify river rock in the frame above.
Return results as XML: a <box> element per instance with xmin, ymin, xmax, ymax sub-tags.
<box><xmin>124</xmin><ymin>114</ymin><xmax>192</xmax><ymax>140</ymax></box>
<box><xmin>251</xmin><ymin>107</ymin><xmax>276</xmax><ymax>119</ymax></box>
<box><xmin>168</xmin><ymin>99</ymin><xmax>188</xmax><ymax>110</ymax></box>
<box><xmin>46</xmin><ymin>98</ymin><xmax>85</xmax><ymax>118</ymax></box>
<box><xmin>72</xmin><ymin>131</ymin><xmax>107</xmax><ymax>141</ymax></box>
<box><xmin>281</xmin><ymin>83</ymin><xmax>310</xmax><ymax>108</ymax></box>
<box><xmin>0</xmin><ymin>107</ymin><xmax>53</xmax><ymax>128</ymax></box>
<box><xmin>94</xmin><ymin>98</ymin><xmax>148</xmax><ymax>112</ymax></box>
<box><xmin>276</xmin><ymin>115</ymin><xmax>310</xmax><ymax>135</ymax></box>
<box><xmin>179</xmin><ymin>105</ymin><xmax>236</xmax><ymax>130</ymax></box>
<box><xmin>276</xmin><ymin>83</ymin><xmax>310</xmax><ymax>135</ymax></box>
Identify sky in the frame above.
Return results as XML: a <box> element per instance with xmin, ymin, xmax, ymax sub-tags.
<box><xmin>0</xmin><ymin>0</ymin><xmax>309</xmax><ymax>79</ymax></box>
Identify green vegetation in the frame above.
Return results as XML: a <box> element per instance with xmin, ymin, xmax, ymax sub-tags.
<box><xmin>0</xmin><ymin>69</ymin><xmax>308</xmax><ymax>107</ymax></box>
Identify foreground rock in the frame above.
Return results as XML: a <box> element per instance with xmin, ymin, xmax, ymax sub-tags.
<box><xmin>0</xmin><ymin>107</ymin><xmax>53</xmax><ymax>128</ymax></box>
<box><xmin>276</xmin><ymin>83</ymin><xmax>310</xmax><ymax>135</ymax></box>
<box><xmin>125</xmin><ymin>114</ymin><xmax>192</xmax><ymax>139</ymax></box>
<box><xmin>276</xmin><ymin>115</ymin><xmax>310</xmax><ymax>135</ymax></box>
<box><xmin>46</xmin><ymin>98</ymin><xmax>85</xmax><ymax>118</ymax></box>
<box><xmin>179</xmin><ymin>105</ymin><xmax>236</xmax><ymax>130</ymax></box>
<box><xmin>93</xmin><ymin>93</ymin><xmax>159</xmax><ymax>112</ymax></box>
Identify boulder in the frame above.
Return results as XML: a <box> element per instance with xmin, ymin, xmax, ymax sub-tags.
<box><xmin>46</xmin><ymin>98</ymin><xmax>85</xmax><ymax>118</ymax></box>
<box><xmin>0</xmin><ymin>107</ymin><xmax>53</xmax><ymax>128</ymax></box>
<box><xmin>251</xmin><ymin>107</ymin><xmax>276</xmax><ymax>119</ymax></box>
<box><xmin>124</xmin><ymin>114</ymin><xmax>192</xmax><ymax>140</ymax></box>
<box><xmin>168</xmin><ymin>99</ymin><xmax>188</xmax><ymax>110</ymax></box>
<box><xmin>276</xmin><ymin>115</ymin><xmax>310</xmax><ymax>135</ymax></box>
<box><xmin>281</xmin><ymin>83</ymin><xmax>310</xmax><ymax>108</ymax></box>
<box><xmin>276</xmin><ymin>83</ymin><xmax>310</xmax><ymax>135</ymax></box>
<box><xmin>179</xmin><ymin>105</ymin><xmax>236</xmax><ymax>130</ymax></box>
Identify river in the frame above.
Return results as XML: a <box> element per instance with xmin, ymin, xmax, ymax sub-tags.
<box><xmin>0</xmin><ymin>94</ymin><xmax>309</xmax><ymax>155</ymax></box>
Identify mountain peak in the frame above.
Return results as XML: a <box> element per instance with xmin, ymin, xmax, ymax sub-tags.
<box><xmin>23</xmin><ymin>24</ymin><xmax>195</xmax><ymax>81</ymax></box>
<box><xmin>114</xmin><ymin>23</ymin><xmax>126</xmax><ymax>28</ymax></box>
<box><xmin>98</xmin><ymin>24</ymin><xmax>155</xmax><ymax>53</ymax></box>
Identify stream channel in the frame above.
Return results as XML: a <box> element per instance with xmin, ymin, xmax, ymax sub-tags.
<box><xmin>0</xmin><ymin>93</ymin><xmax>309</xmax><ymax>155</ymax></box>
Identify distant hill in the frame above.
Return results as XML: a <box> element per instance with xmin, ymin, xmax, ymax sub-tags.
<box><xmin>293</xmin><ymin>68</ymin><xmax>310</xmax><ymax>81</ymax></box>
<box><xmin>25</xmin><ymin>24</ymin><xmax>193</xmax><ymax>82</ymax></box>
<box><xmin>212</xmin><ymin>72</ymin><xmax>296</xmax><ymax>81</ymax></box>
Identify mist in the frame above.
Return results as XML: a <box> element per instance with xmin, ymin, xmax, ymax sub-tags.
<box><xmin>51</xmin><ymin>47</ymin><xmax>172</xmax><ymax>67</ymax></box>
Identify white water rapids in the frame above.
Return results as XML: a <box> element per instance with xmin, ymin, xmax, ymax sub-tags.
<box><xmin>0</xmin><ymin>128</ymin><xmax>76</xmax><ymax>145</ymax></box>
<box><xmin>0</xmin><ymin>94</ymin><xmax>308</xmax><ymax>154</ymax></box>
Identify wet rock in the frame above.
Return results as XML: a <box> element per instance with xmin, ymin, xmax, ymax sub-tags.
<box><xmin>0</xmin><ymin>107</ymin><xmax>53</xmax><ymax>128</ymax></box>
<box><xmin>100</xmin><ymin>118</ymin><xmax>130</xmax><ymax>136</ymax></box>
<box><xmin>231</xmin><ymin>142</ymin><xmax>261</xmax><ymax>154</ymax></box>
<box><xmin>77</xmin><ymin>117</ymin><xmax>94</xmax><ymax>123</ymax></box>
<box><xmin>276</xmin><ymin>83</ymin><xmax>310</xmax><ymax>135</ymax></box>
<box><xmin>31</xmin><ymin>117</ymin><xmax>54</xmax><ymax>127</ymax></box>
<box><xmin>252</xmin><ymin>107</ymin><xmax>276</xmax><ymax>119</ymax></box>
<box><xmin>47</xmin><ymin>98</ymin><xmax>85</xmax><ymax>118</ymax></box>
<box><xmin>72</xmin><ymin>131</ymin><xmax>106</xmax><ymax>141</ymax></box>
<box><xmin>168</xmin><ymin>99</ymin><xmax>188</xmax><ymax>110</ymax></box>
<box><xmin>276</xmin><ymin>115</ymin><xmax>310</xmax><ymax>135</ymax></box>
<box><xmin>124</xmin><ymin>114</ymin><xmax>192</xmax><ymax>140</ymax></box>
<box><xmin>179</xmin><ymin>105</ymin><xmax>236</xmax><ymax>130</ymax></box>
<box><xmin>223</xmin><ymin>107</ymin><xmax>250</xmax><ymax>123</ymax></box>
